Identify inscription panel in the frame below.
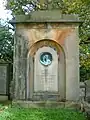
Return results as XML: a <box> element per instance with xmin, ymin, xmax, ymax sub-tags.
<box><xmin>37</xmin><ymin>69</ymin><xmax>56</xmax><ymax>91</ymax></box>
<box><xmin>34</xmin><ymin>47</ymin><xmax>58</xmax><ymax>92</ymax></box>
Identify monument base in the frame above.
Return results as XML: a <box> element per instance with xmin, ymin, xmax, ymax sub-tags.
<box><xmin>12</xmin><ymin>100</ymin><xmax>81</xmax><ymax>109</ymax></box>
<box><xmin>0</xmin><ymin>95</ymin><xmax>8</xmax><ymax>101</ymax></box>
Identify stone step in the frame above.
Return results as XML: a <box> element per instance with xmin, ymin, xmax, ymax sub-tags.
<box><xmin>12</xmin><ymin>100</ymin><xmax>81</xmax><ymax>109</ymax></box>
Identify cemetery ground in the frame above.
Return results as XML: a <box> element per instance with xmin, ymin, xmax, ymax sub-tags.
<box><xmin>0</xmin><ymin>101</ymin><xmax>87</xmax><ymax>120</ymax></box>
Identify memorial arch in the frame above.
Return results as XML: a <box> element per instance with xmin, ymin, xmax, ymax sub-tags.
<box><xmin>27</xmin><ymin>39</ymin><xmax>66</xmax><ymax>101</ymax></box>
<box><xmin>12</xmin><ymin>11</ymin><xmax>80</xmax><ymax>102</ymax></box>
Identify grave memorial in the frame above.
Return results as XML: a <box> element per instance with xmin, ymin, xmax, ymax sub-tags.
<box><xmin>0</xmin><ymin>63</ymin><xmax>10</xmax><ymax>100</ymax></box>
<box><xmin>11</xmin><ymin>10</ymin><xmax>81</xmax><ymax>103</ymax></box>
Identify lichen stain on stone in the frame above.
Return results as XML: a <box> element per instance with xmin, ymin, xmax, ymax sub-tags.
<box><xmin>27</xmin><ymin>28</ymin><xmax>73</xmax><ymax>48</ymax></box>
<box><xmin>26</xmin><ymin>27</ymin><xmax>74</xmax><ymax>56</ymax></box>
<box><xmin>53</xmin><ymin>28</ymin><xmax>73</xmax><ymax>45</ymax></box>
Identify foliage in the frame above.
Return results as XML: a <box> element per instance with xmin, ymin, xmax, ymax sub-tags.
<box><xmin>63</xmin><ymin>0</ymin><xmax>90</xmax><ymax>81</ymax></box>
<box><xmin>0</xmin><ymin>22</ymin><xmax>13</xmax><ymax>62</ymax></box>
<box><xmin>6</xmin><ymin>0</ymin><xmax>66</xmax><ymax>15</ymax></box>
<box><xmin>6</xmin><ymin>0</ymin><xmax>90</xmax><ymax>81</ymax></box>
<box><xmin>0</xmin><ymin>107</ymin><xmax>86</xmax><ymax>120</ymax></box>
<box><xmin>80</xmin><ymin>44</ymin><xmax>90</xmax><ymax>81</ymax></box>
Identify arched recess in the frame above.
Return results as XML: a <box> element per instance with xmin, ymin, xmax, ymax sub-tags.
<box><xmin>27</xmin><ymin>39</ymin><xmax>66</xmax><ymax>101</ymax></box>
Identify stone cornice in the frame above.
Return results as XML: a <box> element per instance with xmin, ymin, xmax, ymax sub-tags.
<box><xmin>10</xmin><ymin>10</ymin><xmax>83</xmax><ymax>24</ymax></box>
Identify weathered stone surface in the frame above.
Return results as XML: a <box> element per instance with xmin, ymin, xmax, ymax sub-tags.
<box><xmin>0</xmin><ymin>64</ymin><xmax>9</xmax><ymax>95</ymax></box>
<box><xmin>34</xmin><ymin>47</ymin><xmax>58</xmax><ymax>92</ymax></box>
<box><xmin>13</xmin><ymin>33</ymin><xmax>28</xmax><ymax>100</ymax></box>
<box><xmin>13</xmin><ymin>11</ymin><xmax>80</xmax><ymax>101</ymax></box>
<box><xmin>79</xmin><ymin>82</ymin><xmax>86</xmax><ymax>101</ymax></box>
<box><xmin>0</xmin><ymin>65</ymin><xmax>7</xmax><ymax>94</ymax></box>
<box><xmin>85</xmin><ymin>80</ymin><xmax>90</xmax><ymax>103</ymax></box>
<box><xmin>10</xmin><ymin>11</ymin><xmax>82</xmax><ymax>23</ymax></box>
<box><xmin>0</xmin><ymin>96</ymin><xmax>8</xmax><ymax>101</ymax></box>
<box><xmin>12</xmin><ymin>100</ymin><xmax>81</xmax><ymax>109</ymax></box>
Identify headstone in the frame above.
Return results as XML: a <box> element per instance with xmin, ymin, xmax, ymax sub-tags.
<box><xmin>80</xmin><ymin>82</ymin><xmax>86</xmax><ymax>101</ymax></box>
<box><xmin>0</xmin><ymin>65</ymin><xmax>7</xmax><ymax>94</ymax></box>
<box><xmin>0</xmin><ymin>63</ymin><xmax>9</xmax><ymax>100</ymax></box>
<box><xmin>34</xmin><ymin>47</ymin><xmax>58</xmax><ymax>92</ymax></box>
<box><xmin>85</xmin><ymin>80</ymin><xmax>90</xmax><ymax>103</ymax></box>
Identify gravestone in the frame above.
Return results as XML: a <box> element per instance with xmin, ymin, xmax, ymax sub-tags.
<box><xmin>85</xmin><ymin>80</ymin><xmax>90</xmax><ymax>103</ymax></box>
<box><xmin>80</xmin><ymin>82</ymin><xmax>86</xmax><ymax>101</ymax></box>
<box><xmin>0</xmin><ymin>63</ymin><xmax>9</xmax><ymax>100</ymax></box>
<box><xmin>11</xmin><ymin>10</ymin><xmax>81</xmax><ymax>102</ymax></box>
<box><xmin>34</xmin><ymin>47</ymin><xmax>58</xmax><ymax>92</ymax></box>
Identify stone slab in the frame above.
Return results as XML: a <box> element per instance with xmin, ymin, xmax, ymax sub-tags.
<box><xmin>34</xmin><ymin>47</ymin><xmax>58</xmax><ymax>92</ymax></box>
<box><xmin>85</xmin><ymin>81</ymin><xmax>90</xmax><ymax>103</ymax></box>
<box><xmin>0</xmin><ymin>96</ymin><xmax>8</xmax><ymax>101</ymax></box>
<box><xmin>10</xmin><ymin>10</ymin><xmax>82</xmax><ymax>24</ymax></box>
<box><xmin>12</xmin><ymin>100</ymin><xmax>81</xmax><ymax>109</ymax></box>
<box><xmin>0</xmin><ymin>64</ymin><xmax>8</xmax><ymax>95</ymax></box>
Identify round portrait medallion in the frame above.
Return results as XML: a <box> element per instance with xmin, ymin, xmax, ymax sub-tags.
<box><xmin>40</xmin><ymin>52</ymin><xmax>52</xmax><ymax>66</ymax></box>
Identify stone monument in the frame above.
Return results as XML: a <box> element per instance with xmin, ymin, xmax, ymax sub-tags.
<box><xmin>11</xmin><ymin>10</ymin><xmax>81</xmax><ymax>102</ymax></box>
<box><xmin>0</xmin><ymin>63</ymin><xmax>10</xmax><ymax>100</ymax></box>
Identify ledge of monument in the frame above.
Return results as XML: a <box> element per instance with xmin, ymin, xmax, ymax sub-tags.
<box><xmin>12</xmin><ymin>100</ymin><xmax>81</xmax><ymax>109</ymax></box>
<box><xmin>9</xmin><ymin>10</ymin><xmax>83</xmax><ymax>24</ymax></box>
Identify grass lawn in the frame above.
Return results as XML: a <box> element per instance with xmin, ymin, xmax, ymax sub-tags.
<box><xmin>0</xmin><ymin>105</ymin><xmax>87</xmax><ymax>120</ymax></box>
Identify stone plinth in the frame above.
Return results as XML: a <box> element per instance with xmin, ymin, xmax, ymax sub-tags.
<box><xmin>12</xmin><ymin>100</ymin><xmax>81</xmax><ymax>109</ymax></box>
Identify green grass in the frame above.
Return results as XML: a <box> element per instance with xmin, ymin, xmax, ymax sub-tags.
<box><xmin>0</xmin><ymin>106</ymin><xmax>87</xmax><ymax>120</ymax></box>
